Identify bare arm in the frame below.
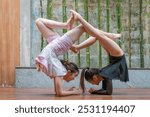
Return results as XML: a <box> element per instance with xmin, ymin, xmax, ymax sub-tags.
<box><xmin>78</xmin><ymin>36</ymin><xmax>97</xmax><ymax>49</ymax></box>
<box><xmin>70</xmin><ymin>36</ymin><xmax>97</xmax><ymax>53</ymax></box>
<box><xmin>54</xmin><ymin>77</ymin><xmax>81</xmax><ymax>96</ymax></box>
<box><xmin>90</xmin><ymin>80</ymin><xmax>112</xmax><ymax>95</ymax></box>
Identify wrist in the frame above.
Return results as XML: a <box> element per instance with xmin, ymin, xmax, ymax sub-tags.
<box><xmin>75</xmin><ymin>45</ymin><xmax>79</xmax><ymax>49</ymax></box>
<box><xmin>64</xmin><ymin>22</ymin><xmax>68</xmax><ymax>29</ymax></box>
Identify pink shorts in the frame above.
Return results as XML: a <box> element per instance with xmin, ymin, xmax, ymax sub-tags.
<box><xmin>47</xmin><ymin>34</ymin><xmax>61</xmax><ymax>43</ymax></box>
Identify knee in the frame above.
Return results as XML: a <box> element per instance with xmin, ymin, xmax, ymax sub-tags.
<box><xmin>77</xmin><ymin>24</ymin><xmax>85</xmax><ymax>31</ymax></box>
<box><xmin>78</xmin><ymin>24</ymin><xmax>84</xmax><ymax>28</ymax></box>
<box><xmin>35</xmin><ymin>18</ymin><xmax>43</xmax><ymax>25</ymax></box>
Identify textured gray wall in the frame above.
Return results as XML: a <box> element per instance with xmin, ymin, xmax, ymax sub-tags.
<box><xmin>20</xmin><ymin>0</ymin><xmax>31</xmax><ymax>66</ymax></box>
<box><xmin>15</xmin><ymin>68</ymin><xmax>150</xmax><ymax>88</ymax></box>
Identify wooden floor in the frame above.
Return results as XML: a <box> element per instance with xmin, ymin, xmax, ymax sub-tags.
<box><xmin>0</xmin><ymin>88</ymin><xmax>150</xmax><ymax>100</ymax></box>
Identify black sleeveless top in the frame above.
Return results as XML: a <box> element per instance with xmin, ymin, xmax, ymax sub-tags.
<box><xmin>99</xmin><ymin>54</ymin><xmax>129</xmax><ymax>82</ymax></box>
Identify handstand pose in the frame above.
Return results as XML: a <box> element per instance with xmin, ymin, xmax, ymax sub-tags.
<box><xmin>70</xmin><ymin>10</ymin><xmax>129</xmax><ymax>95</ymax></box>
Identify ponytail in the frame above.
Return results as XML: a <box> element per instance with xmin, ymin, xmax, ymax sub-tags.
<box><xmin>80</xmin><ymin>67</ymin><xmax>100</xmax><ymax>94</ymax></box>
<box><xmin>80</xmin><ymin>67</ymin><xmax>89</xmax><ymax>94</ymax></box>
<box><xmin>60</xmin><ymin>59</ymin><xmax>79</xmax><ymax>73</ymax></box>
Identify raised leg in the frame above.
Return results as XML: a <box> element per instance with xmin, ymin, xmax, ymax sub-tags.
<box><xmin>35</xmin><ymin>13</ymin><xmax>74</xmax><ymax>38</ymax></box>
<box><xmin>64</xmin><ymin>24</ymin><xmax>85</xmax><ymax>43</ymax></box>
<box><xmin>70</xmin><ymin>10</ymin><xmax>124</xmax><ymax>57</ymax></box>
<box><xmin>35</xmin><ymin>24</ymin><xmax>85</xmax><ymax>74</ymax></box>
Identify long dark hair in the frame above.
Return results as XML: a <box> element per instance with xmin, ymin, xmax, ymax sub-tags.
<box><xmin>60</xmin><ymin>59</ymin><xmax>79</xmax><ymax>73</ymax></box>
<box><xmin>80</xmin><ymin>67</ymin><xmax>99</xmax><ymax>93</ymax></box>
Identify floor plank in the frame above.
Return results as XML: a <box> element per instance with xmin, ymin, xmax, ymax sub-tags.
<box><xmin>0</xmin><ymin>88</ymin><xmax>150</xmax><ymax>100</ymax></box>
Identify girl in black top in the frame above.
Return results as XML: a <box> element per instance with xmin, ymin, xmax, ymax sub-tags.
<box><xmin>70</xmin><ymin>10</ymin><xmax>129</xmax><ymax>95</ymax></box>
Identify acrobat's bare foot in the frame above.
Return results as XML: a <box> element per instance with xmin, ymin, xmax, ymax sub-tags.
<box><xmin>67</xmin><ymin>12</ymin><xmax>74</xmax><ymax>30</ymax></box>
<box><xmin>36</xmin><ymin>62</ymin><xmax>40</xmax><ymax>71</ymax></box>
<box><xmin>70</xmin><ymin>10</ymin><xmax>82</xmax><ymax>21</ymax></box>
<box><xmin>108</xmin><ymin>33</ymin><xmax>122</xmax><ymax>40</ymax></box>
<box><xmin>35</xmin><ymin>61</ymin><xmax>48</xmax><ymax>75</ymax></box>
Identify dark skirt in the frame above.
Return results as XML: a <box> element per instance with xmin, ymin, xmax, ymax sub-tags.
<box><xmin>99</xmin><ymin>54</ymin><xmax>129</xmax><ymax>82</ymax></box>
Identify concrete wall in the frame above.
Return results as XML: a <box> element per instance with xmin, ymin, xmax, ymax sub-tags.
<box><xmin>20</xmin><ymin>0</ymin><xmax>31</xmax><ymax>66</ymax></box>
<box><xmin>15</xmin><ymin>68</ymin><xmax>150</xmax><ymax>88</ymax></box>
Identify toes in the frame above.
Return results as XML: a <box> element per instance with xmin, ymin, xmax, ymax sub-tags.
<box><xmin>39</xmin><ymin>63</ymin><xmax>48</xmax><ymax>75</ymax></box>
<box><xmin>36</xmin><ymin>62</ymin><xmax>40</xmax><ymax>71</ymax></box>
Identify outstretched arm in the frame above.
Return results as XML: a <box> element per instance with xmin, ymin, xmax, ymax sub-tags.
<box><xmin>54</xmin><ymin>77</ymin><xmax>81</xmax><ymax>96</ymax></box>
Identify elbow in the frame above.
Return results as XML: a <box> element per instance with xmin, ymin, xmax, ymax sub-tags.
<box><xmin>56</xmin><ymin>90</ymin><xmax>63</xmax><ymax>97</ymax></box>
<box><xmin>107</xmin><ymin>92</ymin><xmax>112</xmax><ymax>95</ymax></box>
<box><xmin>106</xmin><ymin>89</ymin><xmax>113</xmax><ymax>95</ymax></box>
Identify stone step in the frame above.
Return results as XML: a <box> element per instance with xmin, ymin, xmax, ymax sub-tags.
<box><xmin>15</xmin><ymin>67</ymin><xmax>150</xmax><ymax>88</ymax></box>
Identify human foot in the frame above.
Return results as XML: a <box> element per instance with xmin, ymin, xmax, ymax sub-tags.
<box><xmin>66</xmin><ymin>12</ymin><xmax>74</xmax><ymax>30</ymax></box>
<box><xmin>70</xmin><ymin>10</ymin><xmax>82</xmax><ymax>21</ymax></box>
<box><xmin>108</xmin><ymin>33</ymin><xmax>122</xmax><ymax>40</ymax></box>
<box><xmin>35</xmin><ymin>61</ymin><xmax>48</xmax><ymax>75</ymax></box>
<box><xmin>36</xmin><ymin>62</ymin><xmax>40</xmax><ymax>71</ymax></box>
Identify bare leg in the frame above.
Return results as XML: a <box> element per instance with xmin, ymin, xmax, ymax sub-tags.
<box><xmin>98</xmin><ymin>30</ymin><xmax>121</xmax><ymax>41</ymax></box>
<box><xmin>35</xmin><ymin>14</ymin><xmax>74</xmax><ymax>72</ymax></box>
<box><xmin>35</xmin><ymin>18</ymin><xmax>58</xmax><ymax>38</ymax></box>
<box><xmin>70</xmin><ymin>10</ymin><xmax>124</xmax><ymax>57</ymax></box>
<box><xmin>36</xmin><ymin>25</ymin><xmax>85</xmax><ymax>73</ymax></box>
<box><xmin>35</xmin><ymin>13</ymin><xmax>74</xmax><ymax>38</ymax></box>
<box><xmin>65</xmin><ymin>24</ymin><xmax>85</xmax><ymax>43</ymax></box>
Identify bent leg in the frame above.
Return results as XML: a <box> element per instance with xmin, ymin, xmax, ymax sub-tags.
<box><xmin>65</xmin><ymin>24</ymin><xmax>85</xmax><ymax>43</ymax></box>
<box><xmin>35</xmin><ymin>14</ymin><xmax>74</xmax><ymax>39</ymax></box>
<box><xmin>35</xmin><ymin>18</ymin><xmax>58</xmax><ymax>38</ymax></box>
<box><xmin>70</xmin><ymin>10</ymin><xmax>123</xmax><ymax>56</ymax></box>
<box><xmin>98</xmin><ymin>30</ymin><xmax>121</xmax><ymax>41</ymax></box>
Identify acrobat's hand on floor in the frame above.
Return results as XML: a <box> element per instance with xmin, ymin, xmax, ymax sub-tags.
<box><xmin>88</xmin><ymin>88</ymin><xmax>96</xmax><ymax>94</ymax></box>
<box><xmin>65</xmin><ymin>87</ymin><xmax>76</xmax><ymax>91</ymax></box>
